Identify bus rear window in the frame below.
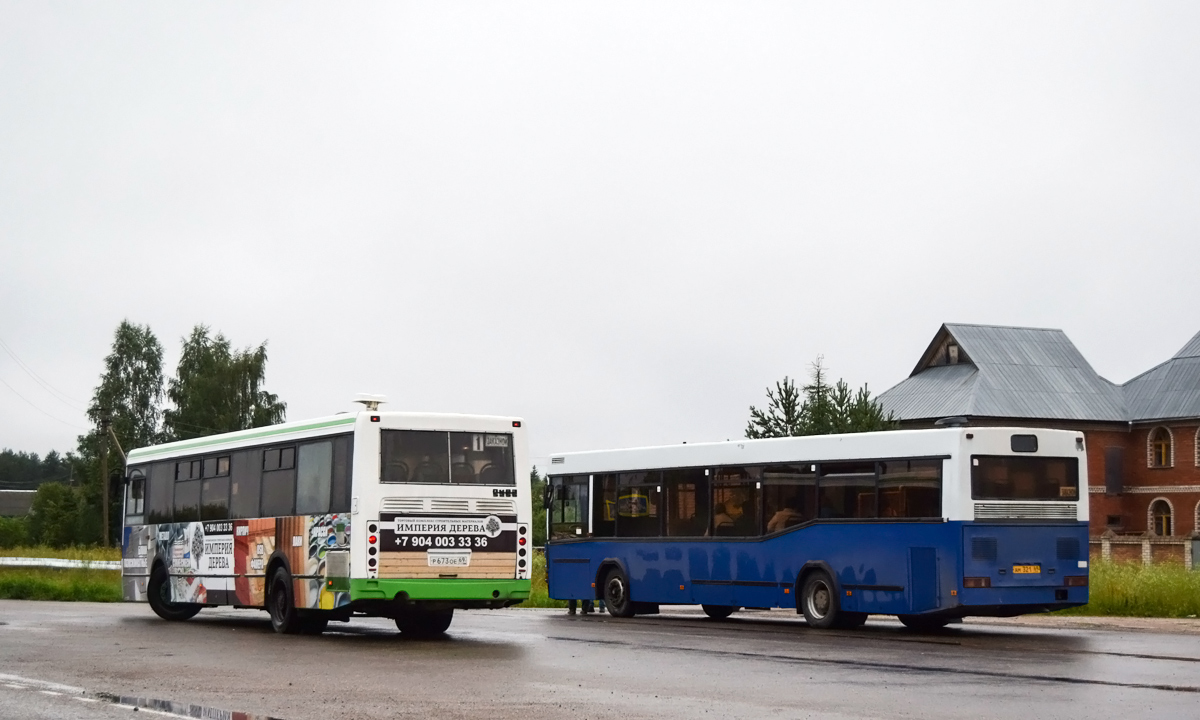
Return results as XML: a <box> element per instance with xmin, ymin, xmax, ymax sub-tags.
<box><xmin>971</xmin><ymin>456</ymin><xmax>1079</xmax><ymax>501</ymax></box>
<box><xmin>381</xmin><ymin>430</ymin><xmax>516</xmax><ymax>485</ymax></box>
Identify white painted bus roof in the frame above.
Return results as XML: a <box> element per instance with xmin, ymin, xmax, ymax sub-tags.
<box><xmin>126</xmin><ymin>411</ymin><xmax>522</xmax><ymax>463</ymax></box>
<box><xmin>547</xmin><ymin>426</ymin><xmax>1081</xmax><ymax>475</ymax></box>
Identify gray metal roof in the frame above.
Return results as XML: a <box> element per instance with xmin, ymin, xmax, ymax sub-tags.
<box><xmin>1122</xmin><ymin>330</ymin><xmax>1200</xmax><ymax>422</ymax></box>
<box><xmin>879</xmin><ymin>324</ymin><xmax>1128</xmax><ymax>423</ymax></box>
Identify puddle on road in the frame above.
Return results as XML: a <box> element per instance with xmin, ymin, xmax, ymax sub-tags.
<box><xmin>93</xmin><ymin>691</ymin><xmax>284</xmax><ymax>720</ymax></box>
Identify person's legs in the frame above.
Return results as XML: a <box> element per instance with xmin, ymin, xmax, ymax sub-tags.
<box><xmin>582</xmin><ymin>599</ymin><xmax>594</xmax><ymax>614</ymax></box>
<box><xmin>568</xmin><ymin>599</ymin><xmax>577</xmax><ymax>615</ymax></box>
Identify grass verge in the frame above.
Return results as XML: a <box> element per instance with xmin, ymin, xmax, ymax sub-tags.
<box><xmin>0</xmin><ymin>567</ymin><xmax>122</xmax><ymax>602</ymax></box>
<box><xmin>521</xmin><ymin>551</ymin><xmax>568</xmax><ymax>608</ymax></box>
<box><xmin>0</xmin><ymin>545</ymin><xmax>121</xmax><ymax>561</ymax></box>
<box><xmin>1053</xmin><ymin>562</ymin><xmax>1200</xmax><ymax>618</ymax></box>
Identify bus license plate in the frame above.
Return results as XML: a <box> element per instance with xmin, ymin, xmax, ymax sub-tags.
<box><xmin>428</xmin><ymin>550</ymin><xmax>471</xmax><ymax>567</ymax></box>
<box><xmin>1013</xmin><ymin>564</ymin><xmax>1041</xmax><ymax>574</ymax></box>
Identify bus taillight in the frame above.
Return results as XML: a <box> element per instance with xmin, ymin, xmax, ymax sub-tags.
<box><xmin>963</xmin><ymin>577</ymin><xmax>991</xmax><ymax>588</ymax></box>
<box><xmin>1064</xmin><ymin>576</ymin><xmax>1088</xmax><ymax>587</ymax></box>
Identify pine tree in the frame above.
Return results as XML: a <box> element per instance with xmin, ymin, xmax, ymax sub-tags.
<box><xmin>745</xmin><ymin>376</ymin><xmax>805</xmax><ymax>439</ymax></box>
<box><xmin>744</xmin><ymin>357</ymin><xmax>896</xmax><ymax>439</ymax></box>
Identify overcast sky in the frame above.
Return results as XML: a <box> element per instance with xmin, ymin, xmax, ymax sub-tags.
<box><xmin>2</xmin><ymin>2</ymin><xmax>1198</xmax><ymax>468</ymax></box>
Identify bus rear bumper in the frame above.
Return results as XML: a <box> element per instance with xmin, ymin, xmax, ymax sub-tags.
<box><xmin>918</xmin><ymin>586</ymin><xmax>1088</xmax><ymax>619</ymax></box>
<box><xmin>349</xmin><ymin>578</ymin><xmax>530</xmax><ymax>604</ymax></box>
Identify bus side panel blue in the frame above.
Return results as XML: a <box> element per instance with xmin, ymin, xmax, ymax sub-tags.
<box><xmin>910</xmin><ymin>547</ymin><xmax>939</xmax><ymax>612</ymax></box>
<box><xmin>546</xmin><ymin>557</ymin><xmax>594</xmax><ymax>600</ymax></box>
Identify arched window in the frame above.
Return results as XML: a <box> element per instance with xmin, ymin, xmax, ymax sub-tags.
<box><xmin>1149</xmin><ymin>498</ymin><xmax>1173</xmax><ymax>537</ymax></box>
<box><xmin>1149</xmin><ymin>427</ymin><xmax>1173</xmax><ymax>468</ymax></box>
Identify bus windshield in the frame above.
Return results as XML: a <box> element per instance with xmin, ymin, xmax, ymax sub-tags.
<box><xmin>971</xmin><ymin>456</ymin><xmax>1079</xmax><ymax>501</ymax></box>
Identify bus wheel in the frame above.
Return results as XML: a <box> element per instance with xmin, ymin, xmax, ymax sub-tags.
<box><xmin>897</xmin><ymin>615</ymin><xmax>949</xmax><ymax>632</ymax></box>
<box><xmin>800</xmin><ymin>570</ymin><xmax>840</xmax><ymax>630</ymax></box>
<box><xmin>147</xmin><ymin>564</ymin><xmax>201</xmax><ymax>622</ymax></box>
<box><xmin>395</xmin><ymin>608</ymin><xmax>453</xmax><ymax>637</ymax></box>
<box><xmin>268</xmin><ymin>568</ymin><xmax>303</xmax><ymax>634</ymax></box>
<box><xmin>702</xmin><ymin>605</ymin><xmax>737</xmax><ymax>620</ymax></box>
<box><xmin>602</xmin><ymin>568</ymin><xmax>635</xmax><ymax>618</ymax></box>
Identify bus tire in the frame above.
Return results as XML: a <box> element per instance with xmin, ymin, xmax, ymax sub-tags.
<box><xmin>395</xmin><ymin>608</ymin><xmax>453</xmax><ymax>637</ymax></box>
<box><xmin>702</xmin><ymin>605</ymin><xmax>737</xmax><ymax>620</ymax></box>
<box><xmin>602</xmin><ymin>567</ymin><xmax>635</xmax><ymax>618</ymax></box>
<box><xmin>800</xmin><ymin>570</ymin><xmax>840</xmax><ymax>630</ymax></box>
<box><xmin>147</xmin><ymin>564</ymin><xmax>201</xmax><ymax>622</ymax></box>
<box><xmin>268</xmin><ymin>568</ymin><xmax>303</xmax><ymax>634</ymax></box>
<box><xmin>897</xmin><ymin>615</ymin><xmax>949</xmax><ymax>632</ymax></box>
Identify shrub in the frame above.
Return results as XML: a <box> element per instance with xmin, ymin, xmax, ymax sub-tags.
<box><xmin>0</xmin><ymin>516</ymin><xmax>29</xmax><ymax>548</ymax></box>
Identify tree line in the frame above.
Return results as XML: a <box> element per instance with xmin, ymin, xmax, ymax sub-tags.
<box><xmin>3</xmin><ymin>334</ymin><xmax>889</xmax><ymax>550</ymax></box>
<box><xmin>0</xmin><ymin>320</ymin><xmax>286</xmax><ymax>548</ymax></box>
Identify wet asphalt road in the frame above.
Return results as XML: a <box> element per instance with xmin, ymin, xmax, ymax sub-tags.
<box><xmin>1</xmin><ymin>601</ymin><xmax>1198</xmax><ymax>720</ymax></box>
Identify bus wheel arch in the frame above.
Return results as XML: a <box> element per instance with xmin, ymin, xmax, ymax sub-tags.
<box><xmin>796</xmin><ymin>562</ymin><xmax>842</xmax><ymax>630</ymax></box>
<box><xmin>147</xmin><ymin>560</ymin><xmax>201</xmax><ymax>622</ymax></box>
<box><xmin>597</xmin><ymin>562</ymin><xmax>635</xmax><ymax>618</ymax></box>
<box><xmin>266</xmin><ymin>558</ymin><xmax>303</xmax><ymax>634</ymax></box>
<box><xmin>593</xmin><ymin>560</ymin><xmax>627</xmax><ymax>600</ymax></box>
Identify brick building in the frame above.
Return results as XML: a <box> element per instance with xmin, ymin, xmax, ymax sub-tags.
<box><xmin>878</xmin><ymin>324</ymin><xmax>1200</xmax><ymax>565</ymax></box>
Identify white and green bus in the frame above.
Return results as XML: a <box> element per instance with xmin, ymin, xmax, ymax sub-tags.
<box><xmin>121</xmin><ymin>405</ymin><xmax>532</xmax><ymax>635</ymax></box>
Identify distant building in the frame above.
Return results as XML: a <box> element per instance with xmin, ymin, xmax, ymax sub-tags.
<box><xmin>878</xmin><ymin>324</ymin><xmax>1200</xmax><ymax>565</ymax></box>
<box><xmin>0</xmin><ymin>489</ymin><xmax>35</xmax><ymax>517</ymax></box>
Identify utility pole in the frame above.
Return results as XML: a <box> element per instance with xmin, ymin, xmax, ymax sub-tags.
<box><xmin>99</xmin><ymin>410</ymin><xmax>110</xmax><ymax>548</ymax></box>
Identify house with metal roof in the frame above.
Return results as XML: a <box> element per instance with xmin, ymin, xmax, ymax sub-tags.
<box><xmin>879</xmin><ymin>324</ymin><xmax>1200</xmax><ymax>565</ymax></box>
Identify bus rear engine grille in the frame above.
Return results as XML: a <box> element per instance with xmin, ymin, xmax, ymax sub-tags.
<box><xmin>429</xmin><ymin>498</ymin><xmax>470</xmax><ymax>513</ymax></box>
<box><xmin>474</xmin><ymin>499</ymin><xmax>516</xmax><ymax>514</ymax></box>
<box><xmin>974</xmin><ymin>503</ymin><xmax>1077</xmax><ymax>520</ymax></box>
<box><xmin>381</xmin><ymin>497</ymin><xmax>425</xmax><ymax>513</ymax></box>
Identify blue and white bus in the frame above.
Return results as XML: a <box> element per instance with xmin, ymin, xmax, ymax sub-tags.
<box><xmin>544</xmin><ymin>426</ymin><xmax>1088</xmax><ymax>630</ymax></box>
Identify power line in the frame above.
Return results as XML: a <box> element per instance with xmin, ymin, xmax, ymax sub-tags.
<box><xmin>0</xmin><ymin>335</ymin><xmax>88</xmax><ymax>411</ymax></box>
<box><xmin>0</xmin><ymin>375</ymin><xmax>88</xmax><ymax>431</ymax></box>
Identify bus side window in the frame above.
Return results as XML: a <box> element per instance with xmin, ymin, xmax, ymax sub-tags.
<box><xmin>261</xmin><ymin>446</ymin><xmax>297</xmax><ymax>517</ymax></box>
<box><xmin>329</xmin><ymin>435</ymin><xmax>353</xmax><ymax>514</ymax></box>
<box><xmin>664</xmin><ymin>468</ymin><xmax>709</xmax><ymax>537</ymax></box>
<box><xmin>230</xmin><ymin>450</ymin><xmax>262</xmax><ymax>519</ymax></box>
<box><xmin>818</xmin><ymin>462</ymin><xmax>877</xmax><ymax>519</ymax></box>
<box><xmin>126</xmin><ymin>469</ymin><xmax>146</xmax><ymax>522</ymax></box>
<box><xmin>591</xmin><ymin>474</ymin><xmax>617</xmax><ymax>537</ymax></box>
<box><xmin>201</xmin><ymin>470</ymin><xmax>231</xmax><ymax>521</ymax></box>
<box><xmin>763</xmin><ymin>464</ymin><xmax>816</xmax><ymax>533</ymax></box>
<box><xmin>878</xmin><ymin>459</ymin><xmax>942</xmax><ymax>518</ymax></box>
<box><xmin>174</xmin><ymin>475</ymin><xmax>202</xmax><ymax>523</ymax></box>
<box><xmin>146</xmin><ymin>462</ymin><xmax>174</xmax><ymax>524</ymax></box>
<box><xmin>617</xmin><ymin>471</ymin><xmax>662</xmax><ymax>537</ymax></box>
<box><xmin>296</xmin><ymin>441</ymin><xmax>333</xmax><ymax>515</ymax></box>
<box><xmin>712</xmin><ymin>466</ymin><xmax>761</xmax><ymax>537</ymax></box>
<box><xmin>550</xmin><ymin>475</ymin><xmax>588</xmax><ymax>539</ymax></box>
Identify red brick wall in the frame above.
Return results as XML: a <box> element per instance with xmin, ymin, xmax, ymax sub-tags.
<box><xmin>1088</xmin><ymin>424</ymin><xmax>1200</xmax><ymax>537</ymax></box>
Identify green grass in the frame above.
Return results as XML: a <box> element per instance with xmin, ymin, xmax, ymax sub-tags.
<box><xmin>0</xmin><ymin>545</ymin><xmax>121</xmax><ymax>561</ymax></box>
<box><xmin>520</xmin><ymin>551</ymin><xmax>568</xmax><ymax>608</ymax></box>
<box><xmin>0</xmin><ymin>567</ymin><xmax>122</xmax><ymax>602</ymax></box>
<box><xmin>1052</xmin><ymin>562</ymin><xmax>1200</xmax><ymax>618</ymax></box>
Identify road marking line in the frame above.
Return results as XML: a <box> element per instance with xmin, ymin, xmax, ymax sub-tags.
<box><xmin>0</xmin><ymin>674</ymin><xmax>83</xmax><ymax>694</ymax></box>
<box><xmin>38</xmin><ymin>690</ymin><xmax>62</xmax><ymax>696</ymax></box>
<box><xmin>3</xmin><ymin>684</ymin><xmax>27</xmax><ymax>690</ymax></box>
